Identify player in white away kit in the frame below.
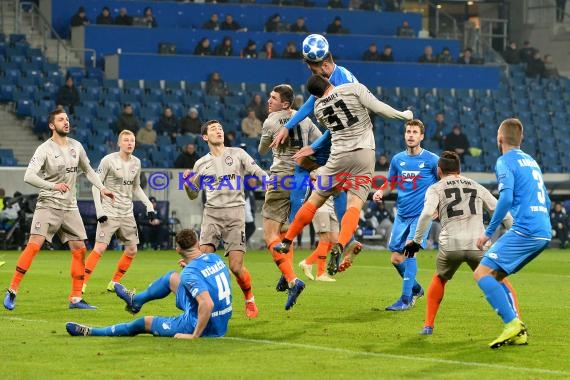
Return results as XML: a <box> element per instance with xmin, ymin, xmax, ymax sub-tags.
<box><xmin>183</xmin><ymin>120</ymin><xmax>268</xmax><ymax>318</ymax></box>
<box><xmin>276</xmin><ymin>74</ymin><xmax>413</xmax><ymax>276</ymax></box>
<box><xmin>402</xmin><ymin>151</ymin><xmax>519</xmax><ymax>337</ymax></box>
<box><xmin>82</xmin><ymin>130</ymin><xmax>155</xmax><ymax>294</ymax></box>
<box><xmin>258</xmin><ymin>84</ymin><xmax>322</xmax><ymax>310</ymax></box>
<box><xmin>3</xmin><ymin>108</ymin><xmax>114</xmax><ymax>310</ymax></box>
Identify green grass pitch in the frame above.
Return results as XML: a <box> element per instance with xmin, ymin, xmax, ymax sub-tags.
<box><xmin>1</xmin><ymin>248</ymin><xmax>569</xmax><ymax>379</ymax></box>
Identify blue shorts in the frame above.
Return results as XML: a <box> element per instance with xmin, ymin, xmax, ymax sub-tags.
<box><xmin>480</xmin><ymin>230</ymin><xmax>550</xmax><ymax>275</ymax></box>
<box><xmin>388</xmin><ymin>214</ymin><xmax>430</xmax><ymax>253</ymax></box>
<box><xmin>151</xmin><ymin>312</ymin><xmax>197</xmax><ymax>337</ymax></box>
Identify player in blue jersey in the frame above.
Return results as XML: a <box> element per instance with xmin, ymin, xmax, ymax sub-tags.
<box><xmin>474</xmin><ymin>118</ymin><xmax>551</xmax><ymax>349</ymax></box>
<box><xmin>270</xmin><ymin>34</ymin><xmax>362</xmax><ymax>272</ymax></box>
<box><xmin>373</xmin><ymin>120</ymin><xmax>439</xmax><ymax>311</ymax></box>
<box><xmin>65</xmin><ymin>229</ymin><xmax>232</xmax><ymax>339</ymax></box>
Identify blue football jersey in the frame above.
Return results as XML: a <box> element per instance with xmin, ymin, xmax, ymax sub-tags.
<box><xmin>389</xmin><ymin>149</ymin><xmax>439</xmax><ymax>218</ymax></box>
<box><xmin>179</xmin><ymin>253</ymin><xmax>232</xmax><ymax>337</ymax></box>
<box><xmin>494</xmin><ymin>149</ymin><xmax>551</xmax><ymax>238</ymax></box>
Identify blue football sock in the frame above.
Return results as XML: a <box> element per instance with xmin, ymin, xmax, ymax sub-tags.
<box><xmin>134</xmin><ymin>271</ymin><xmax>174</xmax><ymax>306</ymax></box>
<box><xmin>500</xmin><ymin>282</ymin><xmax>518</xmax><ymax>318</ymax></box>
<box><xmin>477</xmin><ymin>276</ymin><xmax>517</xmax><ymax>323</ymax></box>
<box><xmin>91</xmin><ymin>317</ymin><xmax>146</xmax><ymax>336</ymax></box>
<box><xmin>402</xmin><ymin>257</ymin><xmax>417</xmax><ymax>301</ymax></box>
<box><xmin>393</xmin><ymin>262</ymin><xmax>405</xmax><ymax>277</ymax></box>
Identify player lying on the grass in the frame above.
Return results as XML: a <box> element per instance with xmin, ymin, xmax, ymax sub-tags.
<box><xmin>402</xmin><ymin>151</ymin><xmax>520</xmax><ymax>337</ymax></box>
<box><xmin>474</xmin><ymin>118</ymin><xmax>551</xmax><ymax>349</ymax></box>
<box><xmin>183</xmin><ymin>120</ymin><xmax>268</xmax><ymax>318</ymax></box>
<box><xmin>82</xmin><ymin>130</ymin><xmax>155</xmax><ymax>295</ymax></box>
<box><xmin>275</xmin><ymin>74</ymin><xmax>413</xmax><ymax>277</ymax></box>
<box><xmin>66</xmin><ymin>229</ymin><xmax>232</xmax><ymax>339</ymax></box>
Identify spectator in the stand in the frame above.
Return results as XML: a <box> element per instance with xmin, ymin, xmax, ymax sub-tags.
<box><xmin>444</xmin><ymin>125</ymin><xmax>470</xmax><ymax>163</ymax></box>
<box><xmin>194</xmin><ymin>38</ymin><xmax>212</xmax><ymax>56</ymax></box>
<box><xmin>56</xmin><ymin>76</ymin><xmax>80</xmax><ymax>114</ymax></box>
<box><xmin>156</xmin><ymin>106</ymin><xmax>180</xmax><ymax>139</ymax></box>
<box><xmin>221</xmin><ymin>14</ymin><xmax>246</xmax><ymax>32</ymax></box>
<box><xmin>503</xmin><ymin>41</ymin><xmax>520</xmax><ymax>64</ymax></box>
<box><xmin>328</xmin><ymin>0</ymin><xmax>344</xmax><ymax>8</ymax></box>
<box><xmin>115</xmin><ymin>7</ymin><xmax>133</xmax><ymax>26</ymax></box>
<box><xmin>428</xmin><ymin>112</ymin><xmax>448</xmax><ymax>149</ymax></box>
<box><xmin>224</xmin><ymin>131</ymin><xmax>237</xmax><ymax>147</ymax></box>
<box><xmin>556</xmin><ymin>0</ymin><xmax>567</xmax><ymax>22</ymax></box>
<box><xmin>282</xmin><ymin>41</ymin><xmax>302</xmax><ymax>59</ymax></box>
<box><xmin>214</xmin><ymin>36</ymin><xmax>233</xmax><ymax>57</ymax></box>
<box><xmin>457</xmin><ymin>48</ymin><xmax>476</xmax><ymax>64</ymax></box>
<box><xmin>551</xmin><ymin>202</ymin><xmax>568</xmax><ymax>248</ymax></box>
<box><xmin>140</xmin><ymin>197</ymin><xmax>169</xmax><ymax>250</ymax></box>
<box><xmin>396</xmin><ymin>20</ymin><xmax>415</xmax><ymax>37</ymax></box>
<box><xmin>142</xmin><ymin>7</ymin><xmax>157</xmax><ymax>28</ymax></box>
<box><xmin>437</xmin><ymin>47</ymin><xmax>454</xmax><ymax>63</ymax></box>
<box><xmin>418</xmin><ymin>45</ymin><xmax>437</xmax><ymax>63</ymax></box>
<box><xmin>116</xmin><ymin>104</ymin><xmax>139</xmax><ymax>134</ymax></box>
<box><xmin>70</xmin><ymin>6</ymin><xmax>90</xmax><ymax>27</ymax></box>
<box><xmin>96</xmin><ymin>6</ymin><xmax>114</xmax><ymax>25</ymax></box>
<box><xmin>290</xmin><ymin>17</ymin><xmax>309</xmax><ymax>33</ymax></box>
<box><xmin>375</xmin><ymin>154</ymin><xmax>390</xmax><ymax>171</ymax></box>
<box><xmin>206</xmin><ymin>72</ymin><xmax>229</xmax><ymax>97</ymax></box>
<box><xmin>518</xmin><ymin>40</ymin><xmax>536</xmax><ymax>64</ymax></box>
<box><xmin>526</xmin><ymin>50</ymin><xmax>545</xmax><ymax>78</ymax></box>
<box><xmin>247</xmin><ymin>94</ymin><xmax>268</xmax><ymax>122</ymax></box>
<box><xmin>259</xmin><ymin>40</ymin><xmax>277</xmax><ymax>59</ymax></box>
<box><xmin>174</xmin><ymin>143</ymin><xmax>199</xmax><ymax>169</ymax></box>
<box><xmin>326</xmin><ymin>16</ymin><xmax>348</xmax><ymax>34</ymax></box>
<box><xmin>265</xmin><ymin>13</ymin><xmax>282</xmax><ymax>32</ymax></box>
<box><xmin>348</xmin><ymin>0</ymin><xmax>362</xmax><ymax>9</ymax></box>
<box><xmin>360</xmin><ymin>0</ymin><xmax>377</xmax><ymax>10</ymax></box>
<box><xmin>241</xmin><ymin>40</ymin><xmax>258</xmax><ymax>59</ymax></box>
<box><xmin>241</xmin><ymin>110</ymin><xmax>262</xmax><ymax>139</ymax></box>
<box><xmin>202</xmin><ymin>13</ymin><xmax>219</xmax><ymax>30</ymax></box>
<box><xmin>362</xmin><ymin>43</ymin><xmax>381</xmax><ymax>61</ymax></box>
<box><xmin>379</xmin><ymin>45</ymin><xmax>394</xmax><ymax>62</ymax></box>
<box><xmin>543</xmin><ymin>54</ymin><xmax>559</xmax><ymax>77</ymax></box>
<box><xmin>383</xmin><ymin>0</ymin><xmax>400</xmax><ymax>11</ymax></box>
<box><xmin>136</xmin><ymin>121</ymin><xmax>157</xmax><ymax>146</ymax></box>
<box><xmin>180</xmin><ymin>107</ymin><xmax>202</xmax><ymax>135</ymax></box>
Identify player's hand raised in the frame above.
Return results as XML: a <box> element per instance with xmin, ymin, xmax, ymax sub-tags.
<box><xmin>403</xmin><ymin>241</ymin><xmax>421</xmax><ymax>258</ymax></box>
<box><xmin>269</xmin><ymin>127</ymin><xmax>289</xmax><ymax>148</ymax></box>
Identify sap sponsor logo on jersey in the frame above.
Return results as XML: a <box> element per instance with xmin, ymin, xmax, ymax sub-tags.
<box><xmin>401</xmin><ymin>170</ymin><xmax>420</xmax><ymax>182</ymax></box>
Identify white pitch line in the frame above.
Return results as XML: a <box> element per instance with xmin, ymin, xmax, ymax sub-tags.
<box><xmin>0</xmin><ymin>316</ymin><xmax>49</xmax><ymax>323</ymax></box>
<box><xmin>224</xmin><ymin>336</ymin><xmax>570</xmax><ymax>376</ymax></box>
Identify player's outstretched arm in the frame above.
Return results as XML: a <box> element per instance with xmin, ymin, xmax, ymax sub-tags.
<box><xmin>358</xmin><ymin>84</ymin><xmax>413</xmax><ymax>121</ymax></box>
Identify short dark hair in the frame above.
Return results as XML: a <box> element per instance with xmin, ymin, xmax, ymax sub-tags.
<box><xmin>201</xmin><ymin>119</ymin><xmax>221</xmax><ymax>136</ymax></box>
<box><xmin>272</xmin><ymin>84</ymin><xmax>294</xmax><ymax>107</ymax></box>
<box><xmin>176</xmin><ymin>229</ymin><xmax>198</xmax><ymax>251</ymax></box>
<box><xmin>48</xmin><ymin>108</ymin><xmax>66</xmax><ymax>124</ymax></box>
<box><xmin>306</xmin><ymin>74</ymin><xmax>330</xmax><ymax>98</ymax></box>
<box><xmin>438</xmin><ymin>151</ymin><xmax>461</xmax><ymax>174</ymax></box>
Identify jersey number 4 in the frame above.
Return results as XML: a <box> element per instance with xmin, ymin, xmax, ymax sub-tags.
<box><xmin>322</xmin><ymin>99</ymin><xmax>359</xmax><ymax>131</ymax></box>
<box><xmin>445</xmin><ymin>188</ymin><xmax>477</xmax><ymax>218</ymax></box>
<box><xmin>215</xmin><ymin>272</ymin><xmax>231</xmax><ymax>305</ymax></box>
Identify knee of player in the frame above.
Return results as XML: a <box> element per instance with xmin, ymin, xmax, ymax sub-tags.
<box><xmin>390</xmin><ymin>252</ymin><xmax>405</xmax><ymax>265</ymax></box>
<box><xmin>124</xmin><ymin>245</ymin><xmax>137</xmax><ymax>255</ymax></box>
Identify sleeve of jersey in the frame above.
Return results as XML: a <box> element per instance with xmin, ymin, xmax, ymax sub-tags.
<box><xmin>309</xmin><ymin>129</ymin><xmax>330</xmax><ymax>151</ymax></box>
<box><xmin>284</xmin><ymin>96</ymin><xmax>316</xmax><ymax>130</ymax></box>
<box><xmin>23</xmin><ymin>148</ymin><xmax>55</xmax><ymax>190</ymax></box>
<box><xmin>134</xmin><ymin>168</ymin><xmax>154</xmax><ymax>212</ymax></box>
<box><xmin>485</xmin><ymin>160</ymin><xmax>514</xmax><ymax>237</ymax></box>
<box><xmin>183</xmin><ymin>273</ymin><xmax>207</xmax><ymax>300</ymax></box>
<box><xmin>241</xmin><ymin>150</ymin><xmax>267</xmax><ymax>179</ymax></box>
<box><xmin>258</xmin><ymin>123</ymin><xmax>273</xmax><ymax>155</ymax></box>
<box><xmin>387</xmin><ymin>158</ymin><xmax>398</xmax><ymax>185</ymax></box>
<box><xmin>81</xmin><ymin>147</ymin><xmax>105</xmax><ymax>190</ymax></box>
<box><xmin>413</xmin><ymin>187</ymin><xmax>438</xmax><ymax>243</ymax></box>
<box><xmin>91</xmin><ymin>159</ymin><xmax>107</xmax><ymax>217</ymax></box>
<box><xmin>359</xmin><ymin>85</ymin><xmax>413</xmax><ymax>121</ymax></box>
